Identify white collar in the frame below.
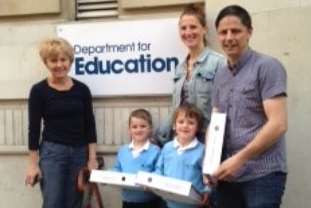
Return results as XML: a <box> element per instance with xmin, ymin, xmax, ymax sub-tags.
<box><xmin>129</xmin><ymin>140</ymin><xmax>150</xmax><ymax>158</ymax></box>
<box><xmin>173</xmin><ymin>137</ymin><xmax>199</xmax><ymax>154</ymax></box>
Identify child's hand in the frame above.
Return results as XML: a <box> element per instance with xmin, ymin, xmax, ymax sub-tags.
<box><xmin>203</xmin><ymin>174</ymin><xmax>217</xmax><ymax>186</ymax></box>
<box><xmin>200</xmin><ymin>193</ymin><xmax>209</xmax><ymax>206</ymax></box>
<box><xmin>203</xmin><ymin>175</ymin><xmax>209</xmax><ymax>185</ymax></box>
<box><xmin>142</xmin><ymin>186</ymin><xmax>151</xmax><ymax>192</ymax></box>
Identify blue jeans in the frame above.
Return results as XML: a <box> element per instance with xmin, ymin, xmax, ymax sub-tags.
<box><xmin>217</xmin><ymin>172</ymin><xmax>286</xmax><ymax>208</ymax></box>
<box><xmin>39</xmin><ymin>141</ymin><xmax>87</xmax><ymax>208</ymax></box>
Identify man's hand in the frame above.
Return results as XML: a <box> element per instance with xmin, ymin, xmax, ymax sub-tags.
<box><xmin>213</xmin><ymin>153</ymin><xmax>246</xmax><ymax>181</ymax></box>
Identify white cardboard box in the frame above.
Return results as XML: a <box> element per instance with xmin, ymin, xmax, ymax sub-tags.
<box><xmin>90</xmin><ymin>170</ymin><xmax>142</xmax><ymax>190</ymax></box>
<box><xmin>136</xmin><ymin>171</ymin><xmax>202</xmax><ymax>204</ymax></box>
<box><xmin>203</xmin><ymin>112</ymin><xmax>227</xmax><ymax>175</ymax></box>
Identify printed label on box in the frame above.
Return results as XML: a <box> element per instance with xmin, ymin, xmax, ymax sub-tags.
<box><xmin>136</xmin><ymin>171</ymin><xmax>201</xmax><ymax>204</ymax></box>
<box><xmin>90</xmin><ymin>170</ymin><xmax>141</xmax><ymax>190</ymax></box>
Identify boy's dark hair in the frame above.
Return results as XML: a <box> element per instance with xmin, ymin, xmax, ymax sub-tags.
<box><xmin>172</xmin><ymin>103</ymin><xmax>203</xmax><ymax>135</ymax></box>
<box><xmin>129</xmin><ymin>109</ymin><xmax>153</xmax><ymax>127</ymax></box>
<box><xmin>215</xmin><ymin>4</ymin><xmax>252</xmax><ymax>30</ymax></box>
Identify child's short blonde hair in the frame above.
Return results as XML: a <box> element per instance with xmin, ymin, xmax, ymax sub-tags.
<box><xmin>172</xmin><ymin>103</ymin><xmax>203</xmax><ymax>134</ymax></box>
<box><xmin>39</xmin><ymin>37</ymin><xmax>74</xmax><ymax>64</ymax></box>
<box><xmin>129</xmin><ymin>109</ymin><xmax>153</xmax><ymax>127</ymax></box>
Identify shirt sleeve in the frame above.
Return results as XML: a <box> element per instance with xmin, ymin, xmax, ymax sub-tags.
<box><xmin>151</xmin><ymin>146</ymin><xmax>161</xmax><ymax>171</ymax></box>
<box><xmin>259</xmin><ymin>58</ymin><xmax>287</xmax><ymax>100</ymax></box>
<box><xmin>83</xmin><ymin>84</ymin><xmax>97</xmax><ymax>143</ymax></box>
<box><xmin>211</xmin><ymin>74</ymin><xmax>220</xmax><ymax>109</ymax></box>
<box><xmin>112</xmin><ymin>149</ymin><xmax>122</xmax><ymax>172</ymax></box>
<box><xmin>28</xmin><ymin>84</ymin><xmax>43</xmax><ymax>150</ymax></box>
<box><xmin>154</xmin><ymin>149</ymin><xmax>164</xmax><ymax>175</ymax></box>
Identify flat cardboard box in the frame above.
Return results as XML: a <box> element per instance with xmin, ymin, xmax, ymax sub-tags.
<box><xmin>136</xmin><ymin>171</ymin><xmax>202</xmax><ymax>204</ymax></box>
<box><xmin>90</xmin><ymin>170</ymin><xmax>142</xmax><ymax>190</ymax></box>
<box><xmin>203</xmin><ymin>112</ymin><xmax>227</xmax><ymax>175</ymax></box>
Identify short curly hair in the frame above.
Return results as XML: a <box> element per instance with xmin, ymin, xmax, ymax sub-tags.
<box><xmin>39</xmin><ymin>37</ymin><xmax>74</xmax><ymax>64</ymax></box>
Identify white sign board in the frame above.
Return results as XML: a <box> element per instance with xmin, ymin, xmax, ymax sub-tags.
<box><xmin>203</xmin><ymin>112</ymin><xmax>226</xmax><ymax>175</ymax></box>
<box><xmin>57</xmin><ymin>18</ymin><xmax>186</xmax><ymax>97</ymax></box>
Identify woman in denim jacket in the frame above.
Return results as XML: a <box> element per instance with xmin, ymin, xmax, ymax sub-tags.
<box><xmin>155</xmin><ymin>4</ymin><xmax>225</xmax><ymax>146</ymax></box>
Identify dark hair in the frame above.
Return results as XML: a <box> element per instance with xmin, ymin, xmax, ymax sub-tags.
<box><xmin>180</xmin><ymin>3</ymin><xmax>207</xmax><ymax>46</ymax></box>
<box><xmin>172</xmin><ymin>103</ymin><xmax>203</xmax><ymax>135</ymax></box>
<box><xmin>215</xmin><ymin>5</ymin><xmax>252</xmax><ymax>30</ymax></box>
<box><xmin>129</xmin><ymin>109</ymin><xmax>153</xmax><ymax>127</ymax></box>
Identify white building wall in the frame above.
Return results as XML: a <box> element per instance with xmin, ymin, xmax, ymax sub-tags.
<box><xmin>0</xmin><ymin>0</ymin><xmax>310</xmax><ymax>207</ymax></box>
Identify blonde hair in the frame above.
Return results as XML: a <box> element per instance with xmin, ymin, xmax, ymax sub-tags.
<box><xmin>39</xmin><ymin>38</ymin><xmax>74</xmax><ymax>64</ymax></box>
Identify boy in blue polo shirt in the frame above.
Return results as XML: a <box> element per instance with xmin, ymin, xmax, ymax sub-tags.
<box><xmin>155</xmin><ymin>104</ymin><xmax>209</xmax><ymax>208</ymax></box>
<box><xmin>113</xmin><ymin>109</ymin><xmax>161</xmax><ymax>208</ymax></box>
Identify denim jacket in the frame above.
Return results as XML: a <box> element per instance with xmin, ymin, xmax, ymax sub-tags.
<box><xmin>155</xmin><ymin>48</ymin><xmax>225</xmax><ymax>146</ymax></box>
<box><xmin>173</xmin><ymin>48</ymin><xmax>225</xmax><ymax>126</ymax></box>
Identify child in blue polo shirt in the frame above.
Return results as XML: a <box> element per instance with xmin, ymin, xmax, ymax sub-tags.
<box><xmin>113</xmin><ymin>109</ymin><xmax>161</xmax><ymax>208</ymax></box>
<box><xmin>155</xmin><ymin>104</ymin><xmax>209</xmax><ymax>208</ymax></box>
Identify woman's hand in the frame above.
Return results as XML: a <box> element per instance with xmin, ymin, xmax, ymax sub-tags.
<box><xmin>87</xmin><ymin>158</ymin><xmax>98</xmax><ymax>171</ymax></box>
<box><xmin>25</xmin><ymin>163</ymin><xmax>41</xmax><ymax>187</ymax></box>
<box><xmin>87</xmin><ymin>143</ymin><xmax>98</xmax><ymax>171</ymax></box>
<box><xmin>25</xmin><ymin>151</ymin><xmax>41</xmax><ymax>187</ymax></box>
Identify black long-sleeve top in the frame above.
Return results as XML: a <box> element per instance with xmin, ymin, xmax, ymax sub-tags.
<box><xmin>28</xmin><ymin>78</ymin><xmax>97</xmax><ymax>150</ymax></box>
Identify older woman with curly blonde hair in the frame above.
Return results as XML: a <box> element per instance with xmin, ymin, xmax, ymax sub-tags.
<box><xmin>25</xmin><ymin>38</ymin><xmax>98</xmax><ymax>208</ymax></box>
